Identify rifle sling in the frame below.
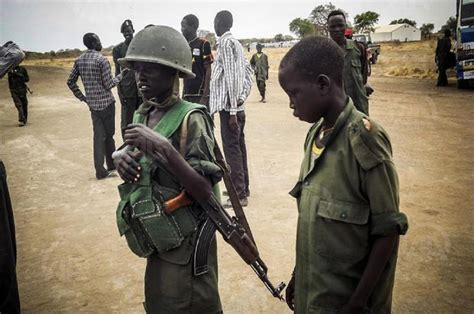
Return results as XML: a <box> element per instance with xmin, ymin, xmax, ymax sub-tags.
<box><xmin>212</xmin><ymin>143</ymin><xmax>257</xmax><ymax>246</ymax></box>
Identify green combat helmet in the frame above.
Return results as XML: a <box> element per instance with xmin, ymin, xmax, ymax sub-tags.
<box><xmin>118</xmin><ymin>25</ymin><xmax>195</xmax><ymax>79</ymax></box>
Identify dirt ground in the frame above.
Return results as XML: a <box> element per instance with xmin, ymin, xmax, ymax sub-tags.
<box><xmin>0</xmin><ymin>47</ymin><xmax>473</xmax><ymax>313</ymax></box>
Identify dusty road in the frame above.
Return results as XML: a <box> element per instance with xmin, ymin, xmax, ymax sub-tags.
<box><xmin>0</xmin><ymin>61</ymin><xmax>473</xmax><ymax>313</ymax></box>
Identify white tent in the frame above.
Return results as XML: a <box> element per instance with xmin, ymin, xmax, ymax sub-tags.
<box><xmin>371</xmin><ymin>24</ymin><xmax>421</xmax><ymax>42</ymax></box>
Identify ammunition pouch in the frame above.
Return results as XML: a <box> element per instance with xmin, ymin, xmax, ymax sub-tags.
<box><xmin>116</xmin><ymin>182</ymin><xmax>198</xmax><ymax>258</ymax></box>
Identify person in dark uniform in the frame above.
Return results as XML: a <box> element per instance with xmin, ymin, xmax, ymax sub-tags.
<box><xmin>113</xmin><ymin>19</ymin><xmax>141</xmax><ymax>139</ymax></box>
<box><xmin>435</xmin><ymin>29</ymin><xmax>452</xmax><ymax>87</ymax></box>
<box><xmin>250</xmin><ymin>43</ymin><xmax>269</xmax><ymax>103</ymax></box>
<box><xmin>180</xmin><ymin>14</ymin><xmax>214</xmax><ymax>110</ymax></box>
<box><xmin>8</xmin><ymin>65</ymin><xmax>29</xmax><ymax>127</ymax></box>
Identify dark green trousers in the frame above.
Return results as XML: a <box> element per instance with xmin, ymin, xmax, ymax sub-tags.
<box><xmin>257</xmin><ymin>80</ymin><xmax>266</xmax><ymax>99</ymax></box>
<box><xmin>11</xmin><ymin>92</ymin><xmax>28</xmax><ymax>123</ymax></box>
<box><xmin>144</xmin><ymin>234</ymin><xmax>222</xmax><ymax>314</ymax></box>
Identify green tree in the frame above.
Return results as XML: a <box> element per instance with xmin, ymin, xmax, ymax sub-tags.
<box><xmin>274</xmin><ymin>33</ymin><xmax>284</xmax><ymax>42</ymax></box>
<box><xmin>420</xmin><ymin>23</ymin><xmax>434</xmax><ymax>39</ymax></box>
<box><xmin>283</xmin><ymin>35</ymin><xmax>294</xmax><ymax>41</ymax></box>
<box><xmin>309</xmin><ymin>2</ymin><xmax>337</xmax><ymax>36</ymax></box>
<box><xmin>440</xmin><ymin>16</ymin><xmax>456</xmax><ymax>34</ymax></box>
<box><xmin>289</xmin><ymin>18</ymin><xmax>315</xmax><ymax>38</ymax></box>
<box><xmin>390</xmin><ymin>18</ymin><xmax>417</xmax><ymax>27</ymax></box>
<box><xmin>353</xmin><ymin>11</ymin><xmax>380</xmax><ymax>33</ymax></box>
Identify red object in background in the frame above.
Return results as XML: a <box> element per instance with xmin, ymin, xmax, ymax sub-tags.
<box><xmin>345</xmin><ymin>28</ymin><xmax>353</xmax><ymax>39</ymax></box>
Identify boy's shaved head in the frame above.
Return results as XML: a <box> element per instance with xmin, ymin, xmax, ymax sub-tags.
<box><xmin>280</xmin><ymin>36</ymin><xmax>344</xmax><ymax>86</ymax></box>
<box><xmin>327</xmin><ymin>9</ymin><xmax>347</xmax><ymax>22</ymax></box>
<box><xmin>183</xmin><ymin>14</ymin><xmax>199</xmax><ymax>30</ymax></box>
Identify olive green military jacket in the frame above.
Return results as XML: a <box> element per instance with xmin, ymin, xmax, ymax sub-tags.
<box><xmin>250</xmin><ymin>52</ymin><xmax>269</xmax><ymax>81</ymax></box>
<box><xmin>290</xmin><ymin>99</ymin><xmax>408</xmax><ymax>313</ymax></box>
<box><xmin>344</xmin><ymin>39</ymin><xmax>369</xmax><ymax>115</ymax></box>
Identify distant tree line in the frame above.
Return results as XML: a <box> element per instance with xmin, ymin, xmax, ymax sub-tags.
<box><xmin>288</xmin><ymin>1</ymin><xmax>460</xmax><ymax>41</ymax></box>
<box><xmin>24</xmin><ymin>47</ymin><xmax>114</xmax><ymax>60</ymax></box>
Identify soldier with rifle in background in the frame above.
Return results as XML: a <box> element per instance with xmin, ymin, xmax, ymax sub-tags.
<box><xmin>113</xmin><ymin>19</ymin><xmax>141</xmax><ymax>139</ymax></box>
<box><xmin>113</xmin><ymin>25</ymin><xmax>284</xmax><ymax>313</ymax></box>
<box><xmin>8</xmin><ymin>64</ymin><xmax>30</xmax><ymax>127</ymax></box>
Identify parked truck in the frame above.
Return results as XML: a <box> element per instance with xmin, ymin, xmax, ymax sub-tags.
<box><xmin>455</xmin><ymin>0</ymin><xmax>474</xmax><ymax>88</ymax></box>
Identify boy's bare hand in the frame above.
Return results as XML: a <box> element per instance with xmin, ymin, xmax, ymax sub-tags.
<box><xmin>114</xmin><ymin>150</ymin><xmax>142</xmax><ymax>183</ymax></box>
<box><xmin>124</xmin><ymin>124</ymin><xmax>173</xmax><ymax>163</ymax></box>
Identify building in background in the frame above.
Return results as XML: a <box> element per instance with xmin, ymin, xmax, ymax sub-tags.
<box><xmin>371</xmin><ymin>24</ymin><xmax>421</xmax><ymax>42</ymax></box>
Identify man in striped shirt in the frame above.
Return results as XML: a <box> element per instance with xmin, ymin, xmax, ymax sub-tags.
<box><xmin>210</xmin><ymin>10</ymin><xmax>253</xmax><ymax>207</ymax></box>
<box><xmin>67</xmin><ymin>33</ymin><xmax>125</xmax><ymax>179</ymax></box>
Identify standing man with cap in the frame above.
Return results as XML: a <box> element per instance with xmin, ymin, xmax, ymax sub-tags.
<box><xmin>8</xmin><ymin>64</ymin><xmax>29</xmax><ymax>127</ymax></box>
<box><xmin>67</xmin><ymin>33</ymin><xmax>126</xmax><ymax>180</ymax></box>
<box><xmin>113</xmin><ymin>19</ymin><xmax>141</xmax><ymax>139</ymax></box>
<box><xmin>250</xmin><ymin>43</ymin><xmax>269</xmax><ymax>103</ymax></box>
<box><xmin>210</xmin><ymin>10</ymin><xmax>252</xmax><ymax>207</ymax></box>
<box><xmin>181</xmin><ymin>14</ymin><xmax>214</xmax><ymax>109</ymax></box>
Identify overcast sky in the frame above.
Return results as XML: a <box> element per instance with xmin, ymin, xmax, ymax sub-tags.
<box><xmin>1</xmin><ymin>0</ymin><xmax>455</xmax><ymax>52</ymax></box>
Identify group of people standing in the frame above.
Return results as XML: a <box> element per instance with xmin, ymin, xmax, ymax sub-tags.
<box><xmin>66</xmin><ymin>14</ymin><xmax>255</xmax><ymax>210</ymax></box>
<box><xmin>0</xmin><ymin>8</ymin><xmax>405</xmax><ymax>314</ymax></box>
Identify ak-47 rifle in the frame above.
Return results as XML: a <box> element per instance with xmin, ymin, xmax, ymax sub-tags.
<box><xmin>113</xmin><ymin>143</ymin><xmax>286</xmax><ymax>300</ymax></box>
<box><xmin>167</xmin><ymin>142</ymin><xmax>285</xmax><ymax>299</ymax></box>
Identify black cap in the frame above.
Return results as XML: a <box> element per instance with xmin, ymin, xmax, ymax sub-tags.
<box><xmin>121</xmin><ymin>19</ymin><xmax>133</xmax><ymax>33</ymax></box>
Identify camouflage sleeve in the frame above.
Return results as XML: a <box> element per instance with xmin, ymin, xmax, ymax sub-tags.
<box><xmin>182</xmin><ymin>111</ymin><xmax>222</xmax><ymax>186</ymax></box>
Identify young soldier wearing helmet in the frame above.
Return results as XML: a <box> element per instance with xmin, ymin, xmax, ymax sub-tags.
<box><xmin>114</xmin><ymin>25</ymin><xmax>222</xmax><ymax>313</ymax></box>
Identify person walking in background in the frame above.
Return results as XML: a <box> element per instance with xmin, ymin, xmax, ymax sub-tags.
<box><xmin>250</xmin><ymin>43</ymin><xmax>269</xmax><ymax>103</ymax></box>
<box><xmin>113</xmin><ymin>19</ymin><xmax>141</xmax><ymax>139</ymax></box>
<box><xmin>435</xmin><ymin>29</ymin><xmax>452</xmax><ymax>87</ymax></box>
<box><xmin>8</xmin><ymin>65</ymin><xmax>29</xmax><ymax>127</ymax></box>
<box><xmin>210</xmin><ymin>10</ymin><xmax>252</xmax><ymax>207</ymax></box>
<box><xmin>67</xmin><ymin>33</ymin><xmax>126</xmax><ymax>180</ymax></box>
<box><xmin>181</xmin><ymin>14</ymin><xmax>214</xmax><ymax>109</ymax></box>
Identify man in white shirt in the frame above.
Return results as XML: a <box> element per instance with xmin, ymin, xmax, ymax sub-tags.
<box><xmin>210</xmin><ymin>10</ymin><xmax>252</xmax><ymax>207</ymax></box>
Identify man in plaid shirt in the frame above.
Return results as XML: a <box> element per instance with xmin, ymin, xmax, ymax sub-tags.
<box><xmin>67</xmin><ymin>33</ymin><xmax>126</xmax><ymax>179</ymax></box>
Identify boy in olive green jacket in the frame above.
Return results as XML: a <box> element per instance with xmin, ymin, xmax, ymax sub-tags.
<box><xmin>279</xmin><ymin>36</ymin><xmax>408</xmax><ymax>313</ymax></box>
